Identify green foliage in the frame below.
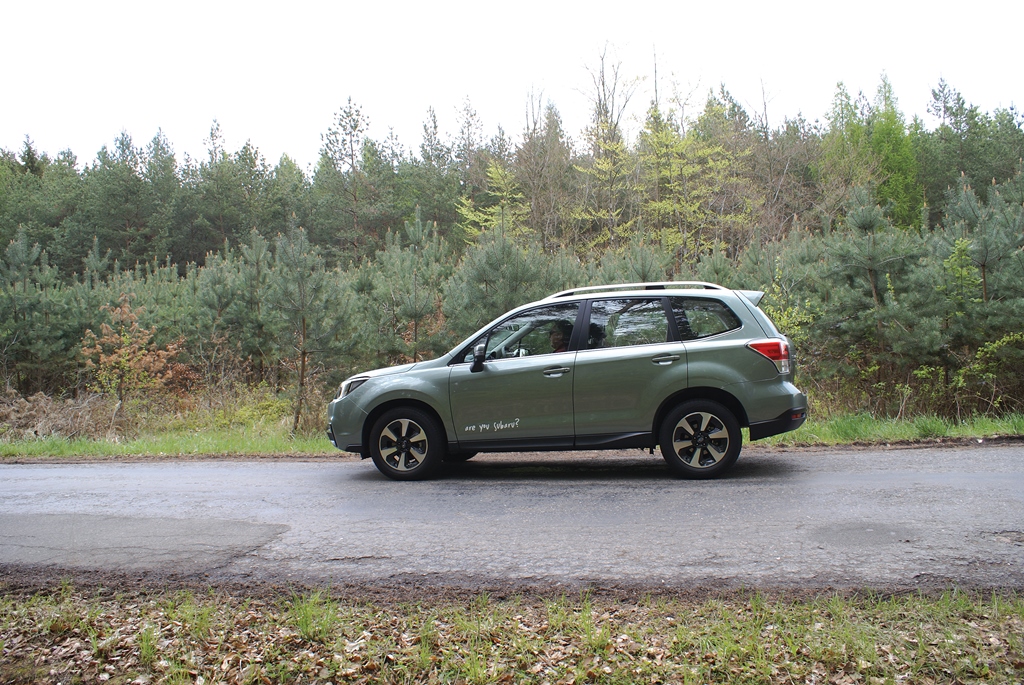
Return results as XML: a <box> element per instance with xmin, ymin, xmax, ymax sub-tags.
<box><xmin>270</xmin><ymin>227</ymin><xmax>349</xmax><ymax>433</ymax></box>
<box><xmin>915</xmin><ymin>79</ymin><xmax>1024</xmax><ymax>227</ymax></box>
<box><xmin>1</xmin><ymin>229</ymin><xmax>88</xmax><ymax>392</ymax></box>
<box><xmin>804</xmin><ymin>188</ymin><xmax>938</xmax><ymax>388</ymax></box>
<box><xmin>636</xmin><ymin>101</ymin><xmax>753</xmax><ymax>268</ymax></box>
<box><xmin>962</xmin><ymin>333</ymin><xmax>1024</xmax><ymax>413</ymax></box>
<box><xmin>939</xmin><ymin>237</ymin><xmax>983</xmax><ymax>312</ymax></box>
<box><xmin>137</xmin><ymin>624</ymin><xmax>158</xmax><ymax>667</ymax></box>
<box><xmin>868</xmin><ymin>77</ymin><xmax>923</xmax><ymax>228</ymax></box>
<box><xmin>516</xmin><ymin>103</ymin><xmax>575</xmax><ymax>250</ymax></box>
<box><xmin>442</xmin><ymin>228</ymin><xmax>585</xmax><ymax>339</ymax></box>
<box><xmin>592</xmin><ymin>234</ymin><xmax>673</xmax><ymax>284</ymax></box>
<box><xmin>456</xmin><ymin>163</ymin><xmax>529</xmax><ymax>240</ymax></box>
<box><xmin>3</xmin><ymin>77</ymin><xmax>1024</xmax><ymax>421</ymax></box>
<box><xmin>220</xmin><ymin>395</ymin><xmax>291</xmax><ymax>428</ymax></box>
<box><xmin>61</xmin><ymin>133</ymin><xmax>168</xmax><ymax>268</ymax></box>
<box><xmin>309</xmin><ymin>99</ymin><xmax>382</xmax><ymax>264</ymax></box>
<box><xmin>351</xmin><ymin>209</ymin><xmax>458</xmax><ymax>366</ymax></box>
<box><xmin>816</xmin><ymin>83</ymin><xmax>877</xmax><ymax>225</ymax></box>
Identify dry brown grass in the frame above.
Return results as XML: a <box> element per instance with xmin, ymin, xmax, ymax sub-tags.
<box><xmin>0</xmin><ymin>389</ymin><xmax>118</xmax><ymax>440</ymax></box>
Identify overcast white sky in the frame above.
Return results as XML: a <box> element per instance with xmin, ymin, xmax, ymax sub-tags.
<box><xmin>4</xmin><ymin>0</ymin><xmax>1021</xmax><ymax>171</ymax></box>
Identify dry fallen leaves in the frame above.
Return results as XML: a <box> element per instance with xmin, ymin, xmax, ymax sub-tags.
<box><xmin>0</xmin><ymin>585</ymin><xmax>1022</xmax><ymax>684</ymax></box>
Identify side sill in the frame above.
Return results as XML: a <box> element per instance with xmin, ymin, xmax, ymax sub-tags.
<box><xmin>458</xmin><ymin>437</ymin><xmax>575</xmax><ymax>453</ymax></box>
<box><xmin>458</xmin><ymin>433</ymin><xmax>655</xmax><ymax>453</ymax></box>
<box><xmin>574</xmin><ymin>432</ymin><xmax>655</xmax><ymax>449</ymax></box>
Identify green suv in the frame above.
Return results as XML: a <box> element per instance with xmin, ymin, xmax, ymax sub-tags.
<box><xmin>327</xmin><ymin>282</ymin><xmax>806</xmax><ymax>480</ymax></box>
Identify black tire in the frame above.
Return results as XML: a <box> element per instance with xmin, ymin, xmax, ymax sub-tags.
<box><xmin>369</xmin><ymin>407</ymin><xmax>446</xmax><ymax>481</ymax></box>
<box><xmin>443</xmin><ymin>451</ymin><xmax>477</xmax><ymax>463</ymax></box>
<box><xmin>659</xmin><ymin>400</ymin><xmax>741</xmax><ymax>479</ymax></box>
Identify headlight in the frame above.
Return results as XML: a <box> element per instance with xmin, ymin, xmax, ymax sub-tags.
<box><xmin>337</xmin><ymin>376</ymin><xmax>369</xmax><ymax>399</ymax></box>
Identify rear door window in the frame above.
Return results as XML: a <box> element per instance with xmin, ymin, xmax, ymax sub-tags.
<box><xmin>585</xmin><ymin>298</ymin><xmax>669</xmax><ymax>349</ymax></box>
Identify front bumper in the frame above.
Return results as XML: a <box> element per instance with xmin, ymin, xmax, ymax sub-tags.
<box><xmin>327</xmin><ymin>397</ymin><xmax>369</xmax><ymax>455</ymax></box>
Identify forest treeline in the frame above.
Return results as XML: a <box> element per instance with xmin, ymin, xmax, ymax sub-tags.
<box><xmin>2</xmin><ymin>73</ymin><xmax>1023</xmax><ymax>432</ymax></box>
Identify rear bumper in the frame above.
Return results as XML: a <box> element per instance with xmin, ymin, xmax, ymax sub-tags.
<box><xmin>748</xmin><ymin>407</ymin><xmax>807</xmax><ymax>441</ymax></box>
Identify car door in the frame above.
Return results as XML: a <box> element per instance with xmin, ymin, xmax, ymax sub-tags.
<box><xmin>573</xmin><ymin>297</ymin><xmax>687</xmax><ymax>442</ymax></box>
<box><xmin>449</xmin><ymin>303</ymin><xmax>580</xmax><ymax>448</ymax></box>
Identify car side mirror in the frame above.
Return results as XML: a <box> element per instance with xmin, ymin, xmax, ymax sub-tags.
<box><xmin>470</xmin><ymin>343</ymin><xmax>486</xmax><ymax>373</ymax></box>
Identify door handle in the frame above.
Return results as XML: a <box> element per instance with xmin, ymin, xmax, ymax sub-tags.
<box><xmin>651</xmin><ymin>354</ymin><xmax>680</xmax><ymax>365</ymax></box>
<box><xmin>543</xmin><ymin>366</ymin><xmax>571</xmax><ymax>377</ymax></box>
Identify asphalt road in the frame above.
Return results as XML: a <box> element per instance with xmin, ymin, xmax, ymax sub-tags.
<box><xmin>1</xmin><ymin>444</ymin><xmax>1023</xmax><ymax>590</ymax></box>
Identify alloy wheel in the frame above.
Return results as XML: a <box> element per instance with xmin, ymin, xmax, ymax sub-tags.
<box><xmin>378</xmin><ymin>418</ymin><xmax>429</xmax><ymax>471</ymax></box>
<box><xmin>671</xmin><ymin>411</ymin><xmax>731</xmax><ymax>468</ymax></box>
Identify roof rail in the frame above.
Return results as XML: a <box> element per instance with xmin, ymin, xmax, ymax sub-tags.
<box><xmin>545</xmin><ymin>281</ymin><xmax>726</xmax><ymax>299</ymax></box>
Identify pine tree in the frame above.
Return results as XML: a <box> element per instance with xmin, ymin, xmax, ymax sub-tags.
<box><xmin>515</xmin><ymin>102</ymin><xmax>575</xmax><ymax>251</ymax></box>
<box><xmin>868</xmin><ymin>77</ymin><xmax>922</xmax><ymax>229</ymax></box>
<box><xmin>270</xmin><ymin>227</ymin><xmax>348</xmax><ymax>433</ymax></box>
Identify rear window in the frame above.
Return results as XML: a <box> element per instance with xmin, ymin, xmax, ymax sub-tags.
<box><xmin>671</xmin><ymin>297</ymin><xmax>741</xmax><ymax>340</ymax></box>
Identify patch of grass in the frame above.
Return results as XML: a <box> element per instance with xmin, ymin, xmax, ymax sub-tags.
<box><xmin>913</xmin><ymin>414</ymin><xmax>950</xmax><ymax>439</ymax></box>
<box><xmin>578</xmin><ymin>594</ymin><xmax>612</xmax><ymax>655</ymax></box>
<box><xmin>164</xmin><ymin>590</ymin><xmax>214</xmax><ymax>640</ymax></box>
<box><xmin>287</xmin><ymin>590</ymin><xmax>338</xmax><ymax>643</ymax></box>
<box><xmin>0</xmin><ymin>425</ymin><xmax>333</xmax><ymax>458</ymax></box>
<box><xmin>763</xmin><ymin>411</ymin><xmax>1024</xmax><ymax>446</ymax></box>
<box><xmin>164</xmin><ymin>659</ymin><xmax>195</xmax><ymax>685</ymax></box>
<box><xmin>137</xmin><ymin>624</ymin><xmax>158</xmax><ymax>667</ymax></box>
<box><xmin>416</xmin><ymin>612</ymin><xmax>439</xmax><ymax>671</ymax></box>
<box><xmin>4</xmin><ymin>401</ymin><xmax>1023</xmax><ymax>459</ymax></box>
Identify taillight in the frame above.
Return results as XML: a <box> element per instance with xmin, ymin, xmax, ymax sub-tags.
<box><xmin>747</xmin><ymin>339</ymin><xmax>791</xmax><ymax>374</ymax></box>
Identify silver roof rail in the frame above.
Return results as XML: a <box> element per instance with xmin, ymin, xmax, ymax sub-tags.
<box><xmin>545</xmin><ymin>281</ymin><xmax>726</xmax><ymax>299</ymax></box>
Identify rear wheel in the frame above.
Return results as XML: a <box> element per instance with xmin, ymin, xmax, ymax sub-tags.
<box><xmin>369</xmin><ymin>407</ymin><xmax>445</xmax><ymax>481</ymax></box>
<box><xmin>659</xmin><ymin>400</ymin><xmax>741</xmax><ymax>479</ymax></box>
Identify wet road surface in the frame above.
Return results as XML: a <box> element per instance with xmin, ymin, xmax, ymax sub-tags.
<box><xmin>2</xmin><ymin>445</ymin><xmax>1023</xmax><ymax>590</ymax></box>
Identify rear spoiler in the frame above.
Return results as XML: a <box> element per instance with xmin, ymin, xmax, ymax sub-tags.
<box><xmin>738</xmin><ymin>290</ymin><xmax>765</xmax><ymax>307</ymax></box>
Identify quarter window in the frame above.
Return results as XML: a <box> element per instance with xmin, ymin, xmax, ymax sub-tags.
<box><xmin>671</xmin><ymin>297</ymin><xmax>742</xmax><ymax>340</ymax></box>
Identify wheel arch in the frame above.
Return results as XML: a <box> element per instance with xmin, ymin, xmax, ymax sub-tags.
<box><xmin>653</xmin><ymin>387</ymin><xmax>749</xmax><ymax>435</ymax></box>
<box><xmin>362</xmin><ymin>399</ymin><xmax>450</xmax><ymax>457</ymax></box>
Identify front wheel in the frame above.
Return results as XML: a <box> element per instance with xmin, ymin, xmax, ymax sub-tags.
<box><xmin>369</xmin><ymin>407</ymin><xmax>445</xmax><ymax>481</ymax></box>
<box><xmin>659</xmin><ymin>400</ymin><xmax>741</xmax><ymax>479</ymax></box>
